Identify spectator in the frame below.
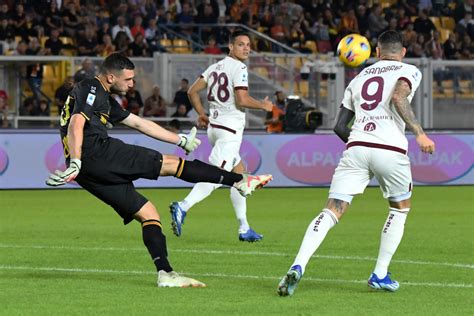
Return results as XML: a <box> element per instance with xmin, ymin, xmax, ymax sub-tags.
<box><xmin>97</xmin><ymin>21</ymin><xmax>112</xmax><ymax>45</ymax></box>
<box><xmin>143</xmin><ymin>85</ymin><xmax>167</xmax><ymax>117</ymax></box>
<box><xmin>171</xmin><ymin>103</ymin><xmax>188</xmax><ymax>118</ymax></box>
<box><xmin>128</xmin><ymin>33</ymin><xmax>148</xmax><ymax>57</ymax></box>
<box><xmin>43</xmin><ymin>0</ymin><xmax>63</xmax><ymax>35</ymax></box>
<box><xmin>77</xmin><ymin>26</ymin><xmax>99</xmax><ymax>56</ymax></box>
<box><xmin>61</xmin><ymin>2</ymin><xmax>81</xmax><ymax>38</ymax></box>
<box><xmin>402</xmin><ymin>23</ymin><xmax>417</xmax><ymax>46</ymax></box>
<box><xmin>167</xmin><ymin>118</ymin><xmax>181</xmax><ymax>133</ymax></box>
<box><xmin>32</xmin><ymin>99</ymin><xmax>51</xmax><ymax>127</ymax></box>
<box><xmin>368</xmin><ymin>4</ymin><xmax>388</xmax><ymax>38</ymax></box>
<box><xmin>271</xmin><ymin>15</ymin><xmax>289</xmax><ymax>49</ymax></box>
<box><xmin>98</xmin><ymin>34</ymin><xmax>115</xmax><ymax>57</ymax></box>
<box><xmin>265</xmin><ymin>90</ymin><xmax>286</xmax><ymax>133</ymax></box>
<box><xmin>55</xmin><ymin>76</ymin><xmax>74</xmax><ymax>113</ymax></box>
<box><xmin>130</xmin><ymin>15</ymin><xmax>145</xmax><ymax>39</ymax></box>
<box><xmin>356</xmin><ymin>5</ymin><xmax>370</xmax><ymax>36</ymax></box>
<box><xmin>125</xmin><ymin>83</ymin><xmax>144</xmax><ymax>115</ymax></box>
<box><xmin>44</xmin><ymin>28</ymin><xmax>64</xmax><ymax>55</ymax></box>
<box><xmin>172</xmin><ymin>78</ymin><xmax>192</xmax><ymax>114</ymax></box>
<box><xmin>25</xmin><ymin>37</ymin><xmax>45</xmax><ymax>101</ymax></box>
<box><xmin>339</xmin><ymin>8</ymin><xmax>359</xmax><ymax>37</ymax></box>
<box><xmin>414</xmin><ymin>9</ymin><xmax>437</xmax><ymax>38</ymax></box>
<box><xmin>114</xmin><ymin>31</ymin><xmax>130</xmax><ymax>54</ymax></box>
<box><xmin>0</xmin><ymin>89</ymin><xmax>10</xmax><ymax>128</ymax></box>
<box><xmin>0</xmin><ymin>17</ymin><xmax>14</xmax><ymax>53</ymax></box>
<box><xmin>112</xmin><ymin>15</ymin><xmax>134</xmax><ymax>42</ymax></box>
<box><xmin>203</xmin><ymin>36</ymin><xmax>222</xmax><ymax>54</ymax></box>
<box><xmin>396</xmin><ymin>7</ymin><xmax>411</xmax><ymax>31</ymax></box>
<box><xmin>74</xmin><ymin>58</ymin><xmax>97</xmax><ymax>83</ymax></box>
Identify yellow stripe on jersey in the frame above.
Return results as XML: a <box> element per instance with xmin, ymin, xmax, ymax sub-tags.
<box><xmin>80</xmin><ymin>112</ymin><xmax>90</xmax><ymax>121</ymax></box>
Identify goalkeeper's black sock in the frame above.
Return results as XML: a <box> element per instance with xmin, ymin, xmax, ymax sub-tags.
<box><xmin>142</xmin><ymin>220</ymin><xmax>173</xmax><ymax>272</ymax></box>
<box><xmin>175</xmin><ymin>159</ymin><xmax>243</xmax><ymax>186</ymax></box>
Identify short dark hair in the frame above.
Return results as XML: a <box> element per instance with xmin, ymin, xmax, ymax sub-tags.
<box><xmin>181</xmin><ymin>78</ymin><xmax>189</xmax><ymax>84</ymax></box>
<box><xmin>377</xmin><ymin>30</ymin><xmax>403</xmax><ymax>53</ymax></box>
<box><xmin>229</xmin><ymin>30</ymin><xmax>250</xmax><ymax>44</ymax></box>
<box><xmin>100</xmin><ymin>53</ymin><xmax>135</xmax><ymax>75</ymax></box>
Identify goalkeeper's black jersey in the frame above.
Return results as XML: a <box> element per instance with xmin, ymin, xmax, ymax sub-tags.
<box><xmin>59</xmin><ymin>77</ymin><xmax>130</xmax><ymax>159</ymax></box>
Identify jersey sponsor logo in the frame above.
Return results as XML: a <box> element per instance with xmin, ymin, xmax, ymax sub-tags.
<box><xmin>86</xmin><ymin>93</ymin><xmax>96</xmax><ymax>106</ymax></box>
<box><xmin>90</xmin><ymin>86</ymin><xmax>96</xmax><ymax>93</ymax></box>
<box><xmin>212</xmin><ymin>110</ymin><xmax>218</xmax><ymax>119</ymax></box>
<box><xmin>363</xmin><ymin>65</ymin><xmax>402</xmax><ymax>75</ymax></box>
<box><xmin>363</xmin><ymin>122</ymin><xmax>376</xmax><ymax>132</ymax></box>
<box><xmin>241</xmin><ymin>72</ymin><xmax>247</xmax><ymax>82</ymax></box>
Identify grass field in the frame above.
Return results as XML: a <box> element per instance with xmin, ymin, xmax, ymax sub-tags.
<box><xmin>1</xmin><ymin>187</ymin><xmax>473</xmax><ymax>315</ymax></box>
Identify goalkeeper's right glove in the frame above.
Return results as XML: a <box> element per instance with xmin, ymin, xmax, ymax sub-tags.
<box><xmin>177</xmin><ymin>126</ymin><xmax>201</xmax><ymax>154</ymax></box>
<box><xmin>46</xmin><ymin>158</ymin><xmax>81</xmax><ymax>186</ymax></box>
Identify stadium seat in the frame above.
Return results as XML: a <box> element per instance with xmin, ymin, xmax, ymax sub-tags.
<box><xmin>439</xmin><ymin>29</ymin><xmax>450</xmax><ymax>43</ymax></box>
<box><xmin>304</xmin><ymin>40</ymin><xmax>317</xmax><ymax>54</ymax></box>
<box><xmin>40</xmin><ymin>36</ymin><xmax>49</xmax><ymax>49</ymax></box>
<box><xmin>429</xmin><ymin>17</ymin><xmax>442</xmax><ymax>31</ymax></box>
<box><xmin>172</xmin><ymin>39</ymin><xmax>192</xmax><ymax>53</ymax></box>
<box><xmin>59</xmin><ymin>36</ymin><xmax>74</xmax><ymax>46</ymax></box>
<box><xmin>253</xmin><ymin>67</ymin><xmax>269</xmax><ymax>77</ymax></box>
<box><xmin>440</xmin><ymin>17</ymin><xmax>455</xmax><ymax>31</ymax></box>
<box><xmin>160</xmin><ymin>38</ymin><xmax>172</xmax><ymax>50</ymax></box>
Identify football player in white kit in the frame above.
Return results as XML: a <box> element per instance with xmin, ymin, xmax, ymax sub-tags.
<box><xmin>278</xmin><ymin>31</ymin><xmax>435</xmax><ymax>296</ymax></box>
<box><xmin>169</xmin><ymin>30</ymin><xmax>274</xmax><ymax>242</ymax></box>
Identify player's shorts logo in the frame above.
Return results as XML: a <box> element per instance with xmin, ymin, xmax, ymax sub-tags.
<box><xmin>212</xmin><ymin>110</ymin><xmax>218</xmax><ymax>119</ymax></box>
<box><xmin>364</xmin><ymin>122</ymin><xmax>376</xmax><ymax>132</ymax></box>
<box><xmin>0</xmin><ymin>147</ymin><xmax>9</xmax><ymax>175</ymax></box>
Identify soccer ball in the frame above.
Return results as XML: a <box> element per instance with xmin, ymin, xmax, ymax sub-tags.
<box><xmin>337</xmin><ymin>34</ymin><xmax>371</xmax><ymax>68</ymax></box>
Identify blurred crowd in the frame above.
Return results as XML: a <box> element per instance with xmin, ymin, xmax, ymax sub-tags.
<box><xmin>0</xmin><ymin>0</ymin><xmax>472</xmax><ymax>58</ymax></box>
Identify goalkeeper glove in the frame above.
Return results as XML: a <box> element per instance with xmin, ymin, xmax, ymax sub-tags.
<box><xmin>46</xmin><ymin>158</ymin><xmax>81</xmax><ymax>186</ymax></box>
<box><xmin>177</xmin><ymin>126</ymin><xmax>201</xmax><ymax>154</ymax></box>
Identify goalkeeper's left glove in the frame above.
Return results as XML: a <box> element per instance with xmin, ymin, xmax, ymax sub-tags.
<box><xmin>177</xmin><ymin>126</ymin><xmax>201</xmax><ymax>154</ymax></box>
<box><xmin>46</xmin><ymin>158</ymin><xmax>81</xmax><ymax>186</ymax></box>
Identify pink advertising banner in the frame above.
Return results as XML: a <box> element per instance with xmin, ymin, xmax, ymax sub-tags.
<box><xmin>0</xmin><ymin>131</ymin><xmax>472</xmax><ymax>189</ymax></box>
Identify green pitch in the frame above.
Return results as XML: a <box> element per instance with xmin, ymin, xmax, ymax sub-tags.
<box><xmin>1</xmin><ymin>187</ymin><xmax>473</xmax><ymax>315</ymax></box>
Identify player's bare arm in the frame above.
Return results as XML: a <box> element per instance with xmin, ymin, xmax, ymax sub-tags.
<box><xmin>333</xmin><ymin>107</ymin><xmax>355</xmax><ymax>143</ymax></box>
<box><xmin>235</xmin><ymin>89</ymin><xmax>273</xmax><ymax>111</ymax></box>
<box><xmin>121</xmin><ymin>113</ymin><xmax>200</xmax><ymax>154</ymax></box>
<box><xmin>188</xmin><ymin>77</ymin><xmax>209</xmax><ymax>128</ymax></box>
<box><xmin>391</xmin><ymin>79</ymin><xmax>435</xmax><ymax>154</ymax></box>
<box><xmin>121</xmin><ymin>113</ymin><xmax>180</xmax><ymax>144</ymax></box>
<box><xmin>67</xmin><ymin>113</ymin><xmax>86</xmax><ymax>159</ymax></box>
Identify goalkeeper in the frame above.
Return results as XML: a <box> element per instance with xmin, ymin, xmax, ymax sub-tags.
<box><xmin>46</xmin><ymin>53</ymin><xmax>272</xmax><ymax>288</ymax></box>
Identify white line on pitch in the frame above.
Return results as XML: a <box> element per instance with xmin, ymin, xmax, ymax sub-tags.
<box><xmin>0</xmin><ymin>265</ymin><xmax>472</xmax><ymax>289</ymax></box>
<box><xmin>0</xmin><ymin>244</ymin><xmax>473</xmax><ymax>269</ymax></box>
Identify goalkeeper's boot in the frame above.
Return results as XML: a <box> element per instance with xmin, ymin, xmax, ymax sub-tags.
<box><xmin>277</xmin><ymin>265</ymin><xmax>302</xmax><ymax>296</ymax></box>
<box><xmin>170</xmin><ymin>202</ymin><xmax>187</xmax><ymax>237</ymax></box>
<box><xmin>367</xmin><ymin>272</ymin><xmax>399</xmax><ymax>292</ymax></box>
<box><xmin>157</xmin><ymin>270</ymin><xmax>206</xmax><ymax>288</ymax></box>
<box><xmin>234</xmin><ymin>174</ymin><xmax>273</xmax><ymax>197</ymax></box>
<box><xmin>239</xmin><ymin>228</ymin><xmax>263</xmax><ymax>242</ymax></box>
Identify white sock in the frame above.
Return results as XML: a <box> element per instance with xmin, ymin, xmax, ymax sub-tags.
<box><xmin>230</xmin><ymin>187</ymin><xmax>249</xmax><ymax>232</ymax></box>
<box><xmin>179</xmin><ymin>183</ymin><xmax>222</xmax><ymax>212</ymax></box>
<box><xmin>373</xmin><ymin>207</ymin><xmax>409</xmax><ymax>279</ymax></box>
<box><xmin>292</xmin><ymin>209</ymin><xmax>338</xmax><ymax>274</ymax></box>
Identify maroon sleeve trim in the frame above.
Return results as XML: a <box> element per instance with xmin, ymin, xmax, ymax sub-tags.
<box><xmin>398</xmin><ymin>77</ymin><xmax>412</xmax><ymax>90</ymax></box>
<box><xmin>234</xmin><ymin>86</ymin><xmax>248</xmax><ymax>90</ymax></box>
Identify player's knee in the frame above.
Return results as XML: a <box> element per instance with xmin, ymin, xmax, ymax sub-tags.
<box><xmin>160</xmin><ymin>155</ymin><xmax>181</xmax><ymax>176</ymax></box>
<box><xmin>134</xmin><ymin>201</ymin><xmax>161</xmax><ymax>222</ymax></box>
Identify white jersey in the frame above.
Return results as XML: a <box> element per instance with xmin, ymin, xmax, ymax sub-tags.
<box><xmin>341</xmin><ymin>60</ymin><xmax>422</xmax><ymax>152</ymax></box>
<box><xmin>201</xmin><ymin>56</ymin><xmax>248</xmax><ymax>130</ymax></box>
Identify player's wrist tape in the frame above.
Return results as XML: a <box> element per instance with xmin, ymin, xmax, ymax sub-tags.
<box><xmin>177</xmin><ymin>135</ymin><xmax>187</xmax><ymax>147</ymax></box>
<box><xmin>70</xmin><ymin>158</ymin><xmax>82</xmax><ymax>170</ymax></box>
